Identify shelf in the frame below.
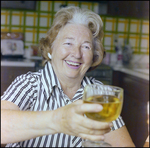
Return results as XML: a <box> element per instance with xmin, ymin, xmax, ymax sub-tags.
<box><xmin>29</xmin><ymin>56</ymin><xmax>43</xmax><ymax>60</ymax></box>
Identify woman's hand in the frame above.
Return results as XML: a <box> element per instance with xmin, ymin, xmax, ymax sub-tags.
<box><xmin>52</xmin><ymin>100</ymin><xmax>112</xmax><ymax>141</ymax></box>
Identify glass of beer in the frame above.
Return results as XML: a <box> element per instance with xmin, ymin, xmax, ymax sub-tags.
<box><xmin>82</xmin><ymin>84</ymin><xmax>123</xmax><ymax>147</ymax></box>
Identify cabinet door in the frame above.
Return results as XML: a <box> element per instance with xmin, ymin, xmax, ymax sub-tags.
<box><xmin>107</xmin><ymin>1</ymin><xmax>149</xmax><ymax>19</ymax></box>
<box><xmin>1</xmin><ymin>66</ymin><xmax>35</xmax><ymax>96</ymax></box>
<box><xmin>113</xmin><ymin>71</ymin><xmax>149</xmax><ymax>147</ymax></box>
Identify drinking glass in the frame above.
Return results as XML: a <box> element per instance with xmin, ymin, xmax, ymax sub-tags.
<box><xmin>82</xmin><ymin>84</ymin><xmax>124</xmax><ymax>147</ymax></box>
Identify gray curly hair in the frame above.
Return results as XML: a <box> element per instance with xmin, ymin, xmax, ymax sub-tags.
<box><xmin>39</xmin><ymin>6</ymin><xmax>105</xmax><ymax>72</ymax></box>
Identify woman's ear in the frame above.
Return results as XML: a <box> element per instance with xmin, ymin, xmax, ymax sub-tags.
<box><xmin>91</xmin><ymin>55</ymin><xmax>99</xmax><ymax>67</ymax></box>
<box><xmin>91</xmin><ymin>52</ymin><xmax>103</xmax><ymax>67</ymax></box>
<box><xmin>91</xmin><ymin>49</ymin><xmax>105</xmax><ymax>67</ymax></box>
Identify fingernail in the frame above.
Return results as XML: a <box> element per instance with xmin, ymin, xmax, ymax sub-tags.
<box><xmin>97</xmin><ymin>105</ymin><xmax>103</xmax><ymax>111</ymax></box>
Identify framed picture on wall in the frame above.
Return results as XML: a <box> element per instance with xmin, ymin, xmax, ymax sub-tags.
<box><xmin>1</xmin><ymin>1</ymin><xmax>36</xmax><ymax>10</ymax></box>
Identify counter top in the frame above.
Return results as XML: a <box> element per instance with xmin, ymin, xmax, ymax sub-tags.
<box><xmin>109</xmin><ymin>63</ymin><xmax>149</xmax><ymax>81</ymax></box>
<box><xmin>1</xmin><ymin>59</ymin><xmax>149</xmax><ymax>81</ymax></box>
<box><xmin>1</xmin><ymin>59</ymin><xmax>35</xmax><ymax>67</ymax></box>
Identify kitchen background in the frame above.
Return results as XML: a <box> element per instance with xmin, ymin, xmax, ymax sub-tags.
<box><xmin>1</xmin><ymin>1</ymin><xmax>149</xmax><ymax>62</ymax></box>
<box><xmin>1</xmin><ymin>1</ymin><xmax>149</xmax><ymax>147</ymax></box>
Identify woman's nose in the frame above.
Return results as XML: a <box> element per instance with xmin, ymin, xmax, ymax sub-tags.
<box><xmin>71</xmin><ymin>46</ymin><xmax>82</xmax><ymax>59</ymax></box>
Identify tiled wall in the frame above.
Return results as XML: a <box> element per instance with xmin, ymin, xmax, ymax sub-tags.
<box><xmin>1</xmin><ymin>1</ymin><xmax>149</xmax><ymax>55</ymax></box>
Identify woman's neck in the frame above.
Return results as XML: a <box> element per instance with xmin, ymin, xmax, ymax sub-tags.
<box><xmin>58</xmin><ymin>76</ymin><xmax>82</xmax><ymax>99</ymax></box>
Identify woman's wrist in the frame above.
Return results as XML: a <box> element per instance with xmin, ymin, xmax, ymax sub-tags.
<box><xmin>46</xmin><ymin>109</ymin><xmax>62</xmax><ymax>134</ymax></box>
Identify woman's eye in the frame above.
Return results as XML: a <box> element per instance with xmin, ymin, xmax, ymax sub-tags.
<box><xmin>82</xmin><ymin>45</ymin><xmax>91</xmax><ymax>50</ymax></box>
<box><xmin>65</xmin><ymin>43</ymin><xmax>72</xmax><ymax>46</ymax></box>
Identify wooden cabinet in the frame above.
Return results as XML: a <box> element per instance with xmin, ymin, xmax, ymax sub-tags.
<box><xmin>113</xmin><ymin>71</ymin><xmax>149</xmax><ymax>147</ymax></box>
<box><xmin>107</xmin><ymin>1</ymin><xmax>149</xmax><ymax>19</ymax></box>
<box><xmin>1</xmin><ymin>66</ymin><xmax>35</xmax><ymax>96</ymax></box>
<box><xmin>1</xmin><ymin>66</ymin><xmax>35</xmax><ymax>147</ymax></box>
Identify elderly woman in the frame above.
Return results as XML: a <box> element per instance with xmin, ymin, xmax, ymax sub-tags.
<box><xmin>1</xmin><ymin>6</ymin><xmax>135</xmax><ymax>147</ymax></box>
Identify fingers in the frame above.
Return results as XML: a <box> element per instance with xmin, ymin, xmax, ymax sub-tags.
<box><xmin>78</xmin><ymin>115</ymin><xmax>111</xmax><ymax>130</ymax></box>
<box><xmin>73</xmin><ymin>116</ymin><xmax>111</xmax><ymax>136</ymax></box>
<box><xmin>78</xmin><ymin>125</ymin><xmax>111</xmax><ymax>136</ymax></box>
<box><xmin>74</xmin><ymin>122</ymin><xmax>110</xmax><ymax>141</ymax></box>
<box><xmin>73</xmin><ymin>100</ymin><xmax>111</xmax><ymax>130</ymax></box>
<box><xmin>79</xmin><ymin>133</ymin><xmax>105</xmax><ymax>141</ymax></box>
<box><xmin>75</xmin><ymin>101</ymin><xmax>103</xmax><ymax>114</ymax></box>
<box><xmin>60</xmin><ymin>100</ymin><xmax>112</xmax><ymax>140</ymax></box>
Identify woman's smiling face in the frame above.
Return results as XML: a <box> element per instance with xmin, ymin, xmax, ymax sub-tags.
<box><xmin>51</xmin><ymin>23</ymin><xmax>94</xmax><ymax>80</ymax></box>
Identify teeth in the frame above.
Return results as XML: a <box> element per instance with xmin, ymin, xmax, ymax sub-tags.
<box><xmin>66</xmin><ymin>61</ymin><xmax>80</xmax><ymax>66</ymax></box>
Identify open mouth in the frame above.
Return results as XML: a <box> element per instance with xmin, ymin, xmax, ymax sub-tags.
<box><xmin>65</xmin><ymin>60</ymin><xmax>81</xmax><ymax>68</ymax></box>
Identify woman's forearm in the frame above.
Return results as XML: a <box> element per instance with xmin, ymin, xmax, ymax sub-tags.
<box><xmin>1</xmin><ymin>100</ymin><xmax>112</xmax><ymax>144</ymax></box>
<box><xmin>1</xmin><ymin>109</ymin><xmax>57</xmax><ymax>144</ymax></box>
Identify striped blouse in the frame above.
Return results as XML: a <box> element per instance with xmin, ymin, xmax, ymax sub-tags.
<box><xmin>1</xmin><ymin>61</ymin><xmax>125</xmax><ymax>147</ymax></box>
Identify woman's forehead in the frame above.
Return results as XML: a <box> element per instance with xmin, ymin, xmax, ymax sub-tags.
<box><xmin>56</xmin><ymin>23</ymin><xmax>93</xmax><ymax>41</ymax></box>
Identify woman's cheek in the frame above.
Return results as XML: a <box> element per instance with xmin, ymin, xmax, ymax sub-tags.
<box><xmin>82</xmin><ymin>52</ymin><xmax>93</xmax><ymax>64</ymax></box>
<box><xmin>58</xmin><ymin>47</ymin><xmax>70</xmax><ymax>58</ymax></box>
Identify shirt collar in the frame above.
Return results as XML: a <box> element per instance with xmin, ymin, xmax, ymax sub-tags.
<box><xmin>41</xmin><ymin>61</ymin><xmax>62</xmax><ymax>99</ymax></box>
<box><xmin>81</xmin><ymin>76</ymin><xmax>93</xmax><ymax>87</ymax></box>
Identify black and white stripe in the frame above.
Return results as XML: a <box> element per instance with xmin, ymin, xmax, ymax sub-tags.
<box><xmin>1</xmin><ymin>61</ymin><xmax>125</xmax><ymax>147</ymax></box>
